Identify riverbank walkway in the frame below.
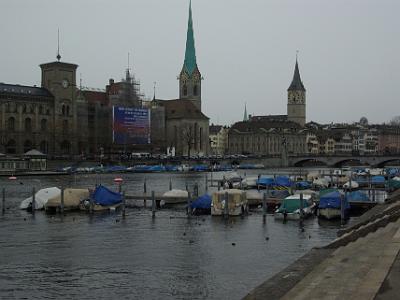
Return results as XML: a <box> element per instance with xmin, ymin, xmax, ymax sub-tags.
<box><xmin>245</xmin><ymin>191</ymin><xmax>400</xmax><ymax>300</ymax></box>
<box><xmin>281</xmin><ymin>218</ymin><xmax>400</xmax><ymax>299</ymax></box>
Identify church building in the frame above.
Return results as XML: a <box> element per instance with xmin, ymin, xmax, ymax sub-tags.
<box><xmin>151</xmin><ymin>1</ymin><xmax>209</xmax><ymax>156</ymax></box>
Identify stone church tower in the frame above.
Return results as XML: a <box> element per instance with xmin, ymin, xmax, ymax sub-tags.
<box><xmin>287</xmin><ymin>58</ymin><xmax>306</xmax><ymax>127</ymax></box>
<box><xmin>179</xmin><ymin>0</ymin><xmax>202</xmax><ymax>111</ymax></box>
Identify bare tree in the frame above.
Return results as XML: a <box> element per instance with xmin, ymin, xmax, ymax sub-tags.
<box><xmin>180</xmin><ymin>123</ymin><xmax>195</xmax><ymax>157</ymax></box>
<box><xmin>390</xmin><ymin>116</ymin><xmax>400</xmax><ymax>126</ymax></box>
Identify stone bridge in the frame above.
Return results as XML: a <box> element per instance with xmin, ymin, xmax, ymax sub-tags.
<box><xmin>288</xmin><ymin>155</ymin><xmax>400</xmax><ymax>167</ymax></box>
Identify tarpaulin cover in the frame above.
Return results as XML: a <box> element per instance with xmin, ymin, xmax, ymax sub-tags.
<box><xmin>191</xmin><ymin>194</ymin><xmax>212</xmax><ymax>209</ymax></box>
<box><xmin>268</xmin><ymin>189</ymin><xmax>290</xmax><ymax>199</ymax></box>
<box><xmin>105</xmin><ymin>165</ymin><xmax>127</xmax><ymax>172</ymax></box>
<box><xmin>372</xmin><ymin>176</ymin><xmax>385</xmax><ymax>184</ymax></box>
<box><xmin>93</xmin><ymin>185</ymin><xmax>122</xmax><ymax>206</ymax></box>
<box><xmin>277</xmin><ymin>197</ymin><xmax>311</xmax><ymax>213</ymax></box>
<box><xmin>147</xmin><ymin>165</ymin><xmax>165</xmax><ymax>172</ymax></box>
<box><xmin>319</xmin><ymin>191</ymin><xmax>350</xmax><ymax>209</ymax></box>
<box><xmin>256</xmin><ymin>177</ymin><xmax>274</xmax><ymax>186</ymax></box>
<box><xmin>296</xmin><ymin>181</ymin><xmax>312</xmax><ymax>189</ymax></box>
<box><xmin>346</xmin><ymin>191</ymin><xmax>369</xmax><ymax>202</ymax></box>
<box><xmin>389</xmin><ymin>179</ymin><xmax>400</xmax><ymax>190</ymax></box>
<box><xmin>191</xmin><ymin>165</ymin><xmax>209</xmax><ymax>172</ymax></box>
<box><xmin>274</xmin><ymin>176</ymin><xmax>292</xmax><ymax>187</ymax></box>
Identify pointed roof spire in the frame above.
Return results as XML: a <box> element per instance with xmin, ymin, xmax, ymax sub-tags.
<box><xmin>288</xmin><ymin>51</ymin><xmax>305</xmax><ymax>91</ymax></box>
<box><xmin>153</xmin><ymin>81</ymin><xmax>156</xmax><ymax>100</ymax></box>
<box><xmin>56</xmin><ymin>28</ymin><xmax>61</xmax><ymax>62</ymax></box>
<box><xmin>243</xmin><ymin>102</ymin><xmax>249</xmax><ymax>121</ymax></box>
<box><xmin>183</xmin><ymin>0</ymin><xmax>197</xmax><ymax>75</ymax></box>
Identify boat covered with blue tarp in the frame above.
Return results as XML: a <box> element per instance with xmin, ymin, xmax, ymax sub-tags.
<box><xmin>345</xmin><ymin>190</ymin><xmax>369</xmax><ymax>202</ymax></box>
<box><xmin>296</xmin><ymin>181</ymin><xmax>312</xmax><ymax>190</ymax></box>
<box><xmin>318</xmin><ymin>190</ymin><xmax>349</xmax><ymax>219</ymax></box>
<box><xmin>190</xmin><ymin>194</ymin><xmax>212</xmax><ymax>214</ymax></box>
<box><xmin>93</xmin><ymin>185</ymin><xmax>122</xmax><ymax>206</ymax></box>
<box><xmin>256</xmin><ymin>176</ymin><xmax>274</xmax><ymax>187</ymax></box>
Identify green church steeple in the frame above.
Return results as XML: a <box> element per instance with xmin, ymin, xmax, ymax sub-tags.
<box><xmin>183</xmin><ymin>0</ymin><xmax>197</xmax><ymax>75</ymax></box>
<box><xmin>179</xmin><ymin>0</ymin><xmax>202</xmax><ymax>110</ymax></box>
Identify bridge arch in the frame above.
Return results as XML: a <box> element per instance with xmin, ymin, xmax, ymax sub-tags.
<box><xmin>376</xmin><ymin>159</ymin><xmax>400</xmax><ymax>168</ymax></box>
<box><xmin>333</xmin><ymin>159</ymin><xmax>364</xmax><ymax>167</ymax></box>
<box><xmin>294</xmin><ymin>159</ymin><xmax>327</xmax><ymax>167</ymax></box>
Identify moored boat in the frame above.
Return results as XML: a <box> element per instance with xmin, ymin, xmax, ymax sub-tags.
<box><xmin>20</xmin><ymin>187</ymin><xmax>61</xmax><ymax>210</ymax></box>
<box><xmin>317</xmin><ymin>190</ymin><xmax>350</xmax><ymax>220</ymax></box>
<box><xmin>274</xmin><ymin>194</ymin><xmax>316</xmax><ymax>220</ymax></box>
<box><xmin>80</xmin><ymin>185</ymin><xmax>122</xmax><ymax>212</ymax></box>
<box><xmin>45</xmin><ymin>188</ymin><xmax>90</xmax><ymax>212</ymax></box>
<box><xmin>211</xmin><ymin>189</ymin><xmax>248</xmax><ymax>216</ymax></box>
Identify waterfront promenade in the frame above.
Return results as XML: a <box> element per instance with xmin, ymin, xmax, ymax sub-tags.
<box><xmin>245</xmin><ymin>191</ymin><xmax>400</xmax><ymax>300</ymax></box>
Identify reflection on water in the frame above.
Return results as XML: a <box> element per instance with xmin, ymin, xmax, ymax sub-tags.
<box><xmin>0</xmin><ymin>171</ymin><xmax>340</xmax><ymax>300</ymax></box>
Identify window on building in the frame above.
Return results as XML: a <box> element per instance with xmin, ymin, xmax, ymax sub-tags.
<box><xmin>66</xmin><ymin>106</ymin><xmax>70</xmax><ymax>116</ymax></box>
<box><xmin>63</xmin><ymin>120</ymin><xmax>68</xmax><ymax>134</ymax></box>
<box><xmin>25</xmin><ymin>118</ymin><xmax>32</xmax><ymax>132</ymax></box>
<box><xmin>183</xmin><ymin>85</ymin><xmax>188</xmax><ymax>96</ymax></box>
<box><xmin>41</xmin><ymin>119</ymin><xmax>47</xmax><ymax>131</ymax></box>
<box><xmin>24</xmin><ymin>140</ymin><xmax>32</xmax><ymax>153</ymax></box>
<box><xmin>62</xmin><ymin>105</ymin><xmax>66</xmax><ymax>116</ymax></box>
<box><xmin>40</xmin><ymin>141</ymin><xmax>48</xmax><ymax>154</ymax></box>
<box><xmin>193</xmin><ymin>85</ymin><xmax>198</xmax><ymax>96</ymax></box>
<box><xmin>61</xmin><ymin>140</ymin><xmax>71</xmax><ymax>155</ymax></box>
<box><xmin>7</xmin><ymin>117</ymin><xmax>15</xmax><ymax>131</ymax></box>
<box><xmin>39</xmin><ymin>105</ymin><xmax>43</xmax><ymax>115</ymax></box>
<box><xmin>6</xmin><ymin>140</ymin><xmax>16</xmax><ymax>154</ymax></box>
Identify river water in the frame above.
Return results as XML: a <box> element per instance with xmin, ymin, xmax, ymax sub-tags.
<box><xmin>0</xmin><ymin>170</ymin><xmax>341</xmax><ymax>300</ymax></box>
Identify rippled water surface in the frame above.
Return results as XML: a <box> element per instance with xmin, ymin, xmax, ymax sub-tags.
<box><xmin>0</xmin><ymin>170</ymin><xmax>340</xmax><ymax>299</ymax></box>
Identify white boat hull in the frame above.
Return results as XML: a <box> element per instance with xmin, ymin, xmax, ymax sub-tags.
<box><xmin>317</xmin><ymin>208</ymin><xmax>341</xmax><ymax>220</ymax></box>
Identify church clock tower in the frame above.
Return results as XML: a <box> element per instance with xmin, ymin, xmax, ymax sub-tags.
<box><xmin>179</xmin><ymin>0</ymin><xmax>202</xmax><ymax>110</ymax></box>
<box><xmin>287</xmin><ymin>57</ymin><xmax>306</xmax><ymax>127</ymax></box>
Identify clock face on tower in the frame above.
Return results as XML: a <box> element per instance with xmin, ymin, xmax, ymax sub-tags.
<box><xmin>62</xmin><ymin>79</ymin><xmax>69</xmax><ymax>88</ymax></box>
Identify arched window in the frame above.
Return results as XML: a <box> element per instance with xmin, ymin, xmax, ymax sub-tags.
<box><xmin>61</xmin><ymin>140</ymin><xmax>71</xmax><ymax>155</ymax></box>
<box><xmin>41</xmin><ymin>119</ymin><xmax>47</xmax><ymax>131</ymax></box>
<box><xmin>62</xmin><ymin>120</ymin><xmax>68</xmax><ymax>134</ymax></box>
<box><xmin>62</xmin><ymin>105</ymin><xmax>66</xmax><ymax>116</ymax></box>
<box><xmin>183</xmin><ymin>85</ymin><xmax>188</xmax><ymax>96</ymax></box>
<box><xmin>24</xmin><ymin>140</ymin><xmax>32</xmax><ymax>153</ymax></box>
<box><xmin>39</xmin><ymin>105</ymin><xmax>43</xmax><ymax>114</ymax></box>
<box><xmin>22</xmin><ymin>104</ymin><xmax>27</xmax><ymax>113</ymax></box>
<box><xmin>7</xmin><ymin>117</ymin><xmax>15</xmax><ymax>131</ymax></box>
<box><xmin>193</xmin><ymin>85</ymin><xmax>198</xmax><ymax>96</ymax></box>
<box><xmin>6</xmin><ymin>140</ymin><xmax>16</xmax><ymax>154</ymax></box>
<box><xmin>40</xmin><ymin>141</ymin><xmax>48</xmax><ymax>154</ymax></box>
<box><xmin>25</xmin><ymin>118</ymin><xmax>32</xmax><ymax>132</ymax></box>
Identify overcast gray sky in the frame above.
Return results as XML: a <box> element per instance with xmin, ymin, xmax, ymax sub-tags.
<box><xmin>1</xmin><ymin>0</ymin><xmax>399</xmax><ymax>126</ymax></box>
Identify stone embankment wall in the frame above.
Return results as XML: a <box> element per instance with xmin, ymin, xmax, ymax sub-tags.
<box><xmin>244</xmin><ymin>189</ymin><xmax>400</xmax><ymax>300</ymax></box>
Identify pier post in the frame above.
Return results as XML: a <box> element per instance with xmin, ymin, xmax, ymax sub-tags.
<box><xmin>89</xmin><ymin>193</ymin><xmax>94</xmax><ymax>214</ymax></box>
<box><xmin>2</xmin><ymin>188</ymin><xmax>5</xmax><ymax>215</ymax></box>
<box><xmin>169</xmin><ymin>177</ymin><xmax>172</xmax><ymax>191</ymax></box>
<box><xmin>151</xmin><ymin>191</ymin><xmax>156</xmax><ymax>218</ymax></box>
<box><xmin>330</xmin><ymin>170</ymin><xmax>333</xmax><ymax>188</ymax></box>
<box><xmin>122</xmin><ymin>191</ymin><xmax>126</xmax><ymax>219</ymax></box>
<box><xmin>349</xmin><ymin>173</ymin><xmax>352</xmax><ymax>190</ymax></box>
<box><xmin>205</xmin><ymin>174</ymin><xmax>208</xmax><ymax>192</ymax></box>
<box><xmin>185</xmin><ymin>183</ymin><xmax>188</xmax><ymax>192</ymax></box>
<box><xmin>373</xmin><ymin>188</ymin><xmax>376</xmax><ymax>202</ymax></box>
<box><xmin>32</xmin><ymin>187</ymin><xmax>36</xmax><ymax>215</ymax></box>
<box><xmin>263</xmin><ymin>192</ymin><xmax>267</xmax><ymax>223</ymax></box>
<box><xmin>144</xmin><ymin>177</ymin><xmax>147</xmax><ymax>208</ymax></box>
<box><xmin>224</xmin><ymin>191</ymin><xmax>229</xmax><ymax>219</ymax></box>
<box><xmin>299</xmin><ymin>193</ymin><xmax>304</xmax><ymax>220</ymax></box>
<box><xmin>187</xmin><ymin>191</ymin><xmax>192</xmax><ymax>218</ymax></box>
<box><xmin>60</xmin><ymin>186</ymin><xmax>64</xmax><ymax>214</ymax></box>
<box><xmin>342</xmin><ymin>189</ymin><xmax>347</xmax><ymax>225</ymax></box>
